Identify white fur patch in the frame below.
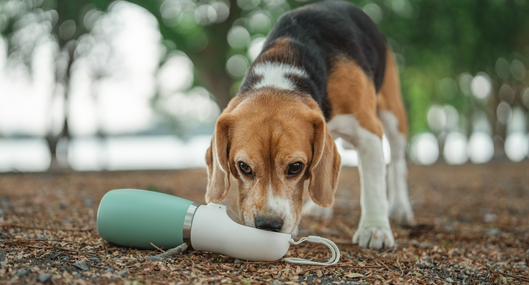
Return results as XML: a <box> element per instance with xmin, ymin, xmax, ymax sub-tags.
<box><xmin>328</xmin><ymin>114</ymin><xmax>394</xmax><ymax>249</ymax></box>
<box><xmin>267</xmin><ymin>184</ymin><xmax>292</xmax><ymax>217</ymax></box>
<box><xmin>252</xmin><ymin>62</ymin><xmax>307</xmax><ymax>90</ymax></box>
<box><xmin>266</xmin><ymin>183</ymin><xmax>296</xmax><ymax>232</ymax></box>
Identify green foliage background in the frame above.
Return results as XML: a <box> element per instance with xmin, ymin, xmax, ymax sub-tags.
<box><xmin>1</xmin><ymin>0</ymin><xmax>529</xmax><ymax>167</ymax></box>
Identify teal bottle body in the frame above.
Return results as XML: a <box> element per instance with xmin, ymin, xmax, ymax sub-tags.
<box><xmin>97</xmin><ymin>189</ymin><xmax>194</xmax><ymax>249</ymax></box>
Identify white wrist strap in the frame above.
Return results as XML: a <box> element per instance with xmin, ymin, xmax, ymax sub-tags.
<box><xmin>282</xmin><ymin>235</ymin><xmax>340</xmax><ymax>266</ymax></box>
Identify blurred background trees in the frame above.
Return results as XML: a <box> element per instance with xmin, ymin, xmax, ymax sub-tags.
<box><xmin>1</xmin><ymin>0</ymin><xmax>528</xmax><ymax>171</ymax></box>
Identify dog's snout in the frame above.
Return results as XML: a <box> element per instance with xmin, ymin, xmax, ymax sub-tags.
<box><xmin>255</xmin><ymin>215</ymin><xmax>284</xmax><ymax>232</ymax></box>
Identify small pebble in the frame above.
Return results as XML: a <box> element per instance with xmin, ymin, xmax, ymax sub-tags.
<box><xmin>89</xmin><ymin>256</ymin><xmax>101</xmax><ymax>264</ymax></box>
<box><xmin>443</xmin><ymin>223</ymin><xmax>456</xmax><ymax>232</ymax></box>
<box><xmin>16</xmin><ymin>269</ymin><xmax>29</xmax><ymax>277</ymax></box>
<box><xmin>148</xmin><ymin>256</ymin><xmax>163</xmax><ymax>261</ymax></box>
<box><xmin>73</xmin><ymin>261</ymin><xmax>89</xmax><ymax>271</ymax></box>
<box><xmin>513</xmin><ymin>262</ymin><xmax>528</xmax><ymax>270</ymax></box>
<box><xmin>37</xmin><ymin>273</ymin><xmax>52</xmax><ymax>283</ymax></box>
<box><xmin>119</xmin><ymin>270</ymin><xmax>129</xmax><ymax>277</ymax></box>
<box><xmin>48</xmin><ymin>251</ymin><xmax>62</xmax><ymax>260</ymax></box>
<box><xmin>0</xmin><ymin>250</ymin><xmax>5</xmax><ymax>262</ymax></box>
<box><xmin>83</xmin><ymin>197</ymin><xmax>94</xmax><ymax>207</ymax></box>
<box><xmin>486</xmin><ymin>228</ymin><xmax>501</xmax><ymax>237</ymax></box>
<box><xmin>411</xmin><ymin>240</ymin><xmax>433</xmax><ymax>249</ymax></box>
<box><xmin>484</xmin><ymin>213</ymin><xmax>497</xmax><ymax>223</ymax></box>
<box><xmin>0</xmin><ymin>198</ymin><xmax>10</xmax><ymax>209</ymax></box>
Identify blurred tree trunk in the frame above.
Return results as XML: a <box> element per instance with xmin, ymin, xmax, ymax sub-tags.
<box><xmin>193</xmin><ymin>54</ymin><xmax>234</xmax><ymax>110</ymax></box>
<box><xmin>92</xmin><ymin>74</ymin><xmax>108</xmax><ymax>170</ymax></box>
<box><xmin>489</xmin><ymin>87</ymin><xmax>507</xmax><ymax>161</ymax></box>
<box><xmin>186</xmin><ymin>0</ymin><xmax>241</xmax><ymax>110</ymax></box>
<box><xmin>437</xmin><ymin>133</ymin><xmax>447</xmax><ymax>163</ymax></box>
<box><xmin>134</xmin><ymin>0</ymin><xmax>241</xmax><ymax>111</ymax></box>
<box><xmin>47</xmin><ymin>42</ymin><xmax>75</xmax><ymax>171</ymax></box>
<box><xmin>45</xmin><ymin>0</ymin><xmax>97</xmax><ymax>171</ymax></box>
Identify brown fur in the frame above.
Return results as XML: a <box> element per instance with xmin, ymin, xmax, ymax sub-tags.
<box><xmin>255</xmin><ymin>37</ymin><xmax>297</xmax><ymax>64</ymax></box>
<box><xmin>378</xmin><ymin>50</ymin><xmax>408</xmax><ymax>135</ymax></box>
<box><xmin>327</xmin><ymin>57</ymin><xmax>384</xmax><ymax>137</ymax></box>
<box><xmin>327</xmin><ymin>49</ymin><xmax>407</xmax><ymax>137</ymax></box>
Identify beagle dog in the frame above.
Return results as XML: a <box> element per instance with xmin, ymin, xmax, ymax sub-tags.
<box><xmin>205</xmin><ymin>1</ymin><xmax>415</xmax><ymax>250</ymax></box>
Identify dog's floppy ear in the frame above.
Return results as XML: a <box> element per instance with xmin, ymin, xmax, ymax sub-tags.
<box><xmin>205</xmin><ymin>114</ymin><xmax>233</xmax><ymax>203</ymax></box>
<box><xmin>307</xmin><ymin>115</ymin><xmax>341</xmax><ymax>207</ymax></box>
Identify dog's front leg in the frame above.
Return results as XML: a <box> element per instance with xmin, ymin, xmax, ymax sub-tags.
<box><xmin>329</xmin><ymin>115</ymin><xmax>395</xmax><ymax>249</ymax></box>
<box><xmin>353</xmin><ymin>127</ymin><xmax>394</xmax><ymax>249</ymax></box>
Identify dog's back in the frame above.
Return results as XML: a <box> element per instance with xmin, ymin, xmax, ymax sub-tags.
<box><xmin>269</xmin><ymin>1</ymin><xmax>387</xmax><ymax>88</ymax></box>
<box><xmin>241</xmin><ymin>1</ymin><xmax>387</xmax><ymax>119</ymax></box>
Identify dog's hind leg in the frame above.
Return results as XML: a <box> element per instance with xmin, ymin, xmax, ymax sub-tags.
<box><xmin>378</xmin><ymin>49</ymin><xmax>415</xmax><ymax>226</ymax></box>
<box><xmin>379</xmin><ymin>111</ymin><xmax>415</xmax><ymax>226</ymax></box>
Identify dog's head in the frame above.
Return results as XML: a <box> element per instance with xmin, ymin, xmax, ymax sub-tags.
<box><xmin>205</xmin><ymin>89</ymin><xmax>341</xmax><ymax>233</ymax></box>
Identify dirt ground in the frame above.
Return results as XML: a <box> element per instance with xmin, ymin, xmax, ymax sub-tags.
<box><xmin>1</xmin><ymin>162</ymin><xmax>528</xmax><ymax>284</ymax></box>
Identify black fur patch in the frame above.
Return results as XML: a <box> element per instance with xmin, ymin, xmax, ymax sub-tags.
<box><xmin>240</xmin><ymin>0</ymin><xmax>387</xmax><ymax>120</ymax></box>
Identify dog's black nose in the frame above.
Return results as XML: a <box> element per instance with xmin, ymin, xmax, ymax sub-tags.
<box><xmin>255</xmin><ymin>216</ymin><xmax>284</xmax><ymax>232</ymax></box>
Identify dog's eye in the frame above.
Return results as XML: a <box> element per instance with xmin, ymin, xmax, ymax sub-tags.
<box><xmin>287</xmin><ymin>162</ymin><xmax>304</xmax><ymax>177</ymax></box>
<box><xmin>238</xmin><ymin>161</ymin><xmax>253</xmax><ymax>176</ymax></box>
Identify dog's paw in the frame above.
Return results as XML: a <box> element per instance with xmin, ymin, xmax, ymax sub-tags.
<box><xmin>390</xmin><ymin>203</ymin><xmax>416</xmax><ymax>226</ymax></box>
<box><xmin>301</xmin><ymin>200</ymin><xmax>333</xmax><ymax>220</ymax></box>
<box><xmin>353</xmin><ymin>224</ymin><xmax>395</xmax><ymax>249</ymax></box>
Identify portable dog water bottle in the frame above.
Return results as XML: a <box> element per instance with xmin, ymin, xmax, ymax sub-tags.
<box><xmin>97</xmin><ymin>189</ymin><xmax>340</xmax><ymax>265</ymax></box>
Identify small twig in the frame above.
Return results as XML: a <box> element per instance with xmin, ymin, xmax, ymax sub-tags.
<box><xmin>149</xmin><ymin>242</ymin><xmax>166</xmax><ymax>253</ymax></box>
<box><xmin>331</xmin><ymin>239</ymin><xmax>355</xmax><ymax>245</ymax></box>
<box><xmin>335</xmin><ymin>221</ymin><xmax>354</xmax><ymax>237</ymax></box>
<box><xmin>151</xmin><ymin>243</ymin><xmax>189</xmax><ymax>259</ymax></box>
<box><xmin>0</xmin><ymin>223</ymin><xmax>93</xmax><ymax>232</ymax></box>
<box><xmin>375</xmin><ymin>260</ymin><xmax>391</xmax><ymax>272</ymax></box>
<box><xmin>396</xmin><ymin>257</ymin><xmax>404</xmax><ymax>276</ymax></box>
